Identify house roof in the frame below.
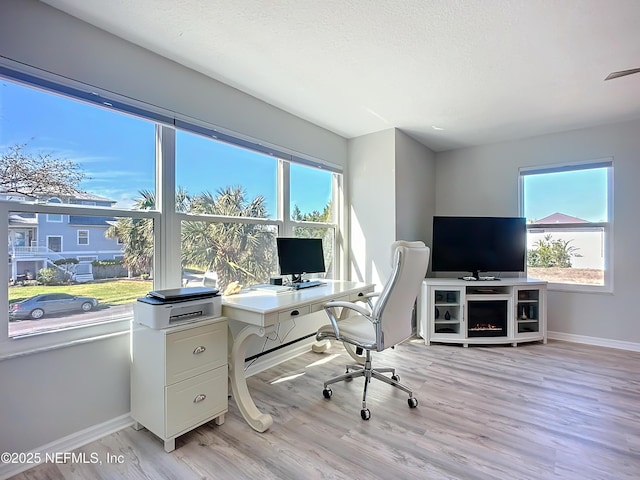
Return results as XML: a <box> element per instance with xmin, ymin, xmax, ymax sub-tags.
<box><xmin>534</xmin><ymin>213</ymin><xmax>590</xmax><ymax>224</ymax></box>
<box><xmin>0</xmin><ymin>190</ymin><xmax>115</xmax><ymax>204</ymax></box>
<box><xmin>70</xmin><ymin>192</ymin><xmax>116</xmax><ymax>204</ymax></box>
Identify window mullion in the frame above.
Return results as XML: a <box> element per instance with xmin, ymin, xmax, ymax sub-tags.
<box><xmin>155</xmin><ymin>125</ymin><xmax>181</xmax><ymax>289</ymax></box>
<box><xmin>279</xmin><ymin>159</ymin><xmax>292</xmax><ymax>236</ymax></box>
<box><xmin>528</xmin><ymin>222</ymin><xmax>609</xmax><ymax>229</ymax></box>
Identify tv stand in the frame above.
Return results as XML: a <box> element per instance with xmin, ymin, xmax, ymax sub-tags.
<box><xmin>417</xmin><ymin>278</ymin><xmax>547</xmax><ymax>347</ymax></box>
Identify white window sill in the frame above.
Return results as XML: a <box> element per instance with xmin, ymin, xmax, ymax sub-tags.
<box><xmin>0</xmin><ymin>317</ymin><xmax>131</xmax><ymax>362</ymax></box>
<box><xmin>546</xmin><ymin>282</ymin><xmax>613</xmax><ymax>295</ymax></box>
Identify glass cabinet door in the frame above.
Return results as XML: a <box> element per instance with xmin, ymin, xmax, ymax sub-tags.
<box><xmin>515</xmin><ymin>288</ymin><xmax>540</xmax><ymax>335</ymax></box>
<box><xmin>431</xmin><ymin>287</ymin><xmax>464</xmax><ymax>337</ymax></box>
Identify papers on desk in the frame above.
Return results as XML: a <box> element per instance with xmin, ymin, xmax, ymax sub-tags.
<box><xmin>251</xmin><ymin>284</ymin><xmax>292</xmax><ymax>294</ymax></box>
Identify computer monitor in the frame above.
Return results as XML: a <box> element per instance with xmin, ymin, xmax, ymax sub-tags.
<box><xmin>276</xmin><ymin>237</ymin><xmax>325</xmax><ymax>284</ymax></box>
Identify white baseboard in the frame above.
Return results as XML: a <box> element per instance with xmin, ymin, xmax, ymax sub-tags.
<box><xmin>0</xmin><ymin>413</ymin><xmax>133</xmax><ymax>480</ymax></box>
<box><xmin>548</xmin><ymin>330</ymin><xmax>640</xmax><ymax>352</ymax></box>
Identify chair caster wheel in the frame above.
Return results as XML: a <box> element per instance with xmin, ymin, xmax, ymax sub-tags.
<box><xmin>391</xmin><ymin>374</ymin><xmax>400</xmax><ymax>382</ymax></box>
<box><xmin>322</xmin><ymin>388</ymin><xmax>332</xmax><ymax>399</ymax></box>
<box><xmin>408</xmin><ymin>397</ymin><xmax>418</xmax><ymax>408</ymax></box>
<box><xmin>361</xmin><ymin>408</ymin><xmax>371</xmax><ymax>420</ymax></box>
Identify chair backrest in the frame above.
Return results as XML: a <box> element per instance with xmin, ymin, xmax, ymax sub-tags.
<box><xmin>372</xmin><ymin>241</ymin><xmax>430</xmax><ymax>350</ymax></box>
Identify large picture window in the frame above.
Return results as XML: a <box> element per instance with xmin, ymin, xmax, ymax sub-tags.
<box><xmin>2</xmin><ymin>75</ymin><xmax>156</xmax><ymax>344</ymax></box>
<box><xmin>520</xmin><ymin>160</ymin><xmax>612</xmax><ymax>291</ymax></box>
<box><xmin>0</xmin><ymin>68</ymin><xmax>343</xmax><ymax>353</ymax></box>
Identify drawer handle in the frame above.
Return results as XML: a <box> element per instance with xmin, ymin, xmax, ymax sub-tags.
<box><xmin>194</xmin><ymin>394</ymin><xmax>207</xmax><ymax>403</ymax></box>
<box><xmin>291</xmin><ymin>310</ymin><xmax>300</xmax><ymax>316</ymax></box>
<box><xmin>193</xmin><ymin>345</ymin><xmax>206</xmax><ymax>355</ymax></box>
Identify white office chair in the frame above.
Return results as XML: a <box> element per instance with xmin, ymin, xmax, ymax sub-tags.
<box><xmin>316</xmin><ymin>241</ymin><xmax>430</xmax><ymax>420</ymax></box>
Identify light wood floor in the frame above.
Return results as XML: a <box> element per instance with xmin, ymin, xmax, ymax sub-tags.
<box><xmin>12</xmin><ymin>339</ymin><xmax>640</xmax><ymax>480</ymax></box>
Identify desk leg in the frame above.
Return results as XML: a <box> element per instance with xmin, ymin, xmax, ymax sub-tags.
<box><xmin>228</xmin><ymin>324</ymin><xmax>274</xmax><ymax>433</ymax></box>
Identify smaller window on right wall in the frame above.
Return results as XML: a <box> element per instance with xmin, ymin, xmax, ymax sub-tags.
<box><xmin>520</xmin><ymin>159</ymin><xmax>612</xmax><ymax>291</ymax></box>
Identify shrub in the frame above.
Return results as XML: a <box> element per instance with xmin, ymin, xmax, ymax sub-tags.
<box><xmin>54</xmin><ymin>258</ymin><xmax>79</xmax><ymax>266</ymax></box>
<box><xmin>36</xmin><ymin>267</ymin><xmax>69</xmax><ymax>286</ymax></box>
<box><xmin>92</xmin><ymin>259</ymin><xmax>123</xmax><ymax>267</ymax></box>
<box><xmin>527</xmin><ymin>234</ymin><xmax>582</xmax><ymax>268</ymax></box>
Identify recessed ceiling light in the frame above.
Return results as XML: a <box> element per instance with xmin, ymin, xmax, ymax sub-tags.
<box><xmin>431</xmin><ymin>125</ymin><xmax>444</xmax><ymax>131</ymax></box>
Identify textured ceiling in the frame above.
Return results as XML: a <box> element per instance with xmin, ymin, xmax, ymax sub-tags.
<box><xmin>42</xmin><ymin>0</ymin><xmax>640</xmax><ymax>151</ymax></box>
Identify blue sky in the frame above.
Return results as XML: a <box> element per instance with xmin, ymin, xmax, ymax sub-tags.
<box><xmin>0</xmin><ymin>78</ymin><xmax>332</xmax><ymax>215</ymax></box>
<box><xmin>523</xmin><ymin>168</ymin><xmax>608</xmax><ymax>222</ymax></box>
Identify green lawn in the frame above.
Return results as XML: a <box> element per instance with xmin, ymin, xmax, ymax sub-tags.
<box><xmin>8</xmin><ymin>279</ymin><xmax>153</xmax><ymax>305</ymax></box>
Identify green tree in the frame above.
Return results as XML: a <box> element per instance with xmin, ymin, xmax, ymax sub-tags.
<box><xmin>291</xmin><ymin>203</ymin><xmax>331</xmax><ymax>223</ymax></box>
<box><xmin>527</xmin><ymin>234</ymin><xmax>582</xmax><ymax>268</ymax></box>
<box><xmin>291</xmin><ymin>203</ymin><xmax>334</xmax><ymax>276</ymax></box>
<box><xmin>0</xmin><ymin>143</ymin><xmax>86</xmax><ymax>196</ymax></box>
<box><xmin>105</xmin><ymin>190</ymin><xmax>156</xmax><ymax>277</ymax></box>
<box><xmin>182</xmin><ymin>186</ymin><xmax>277</xmax><ymax>287</ymax></box>
<box><xmin>105</xmin><ymin>187</ymin><xmax>192</xmax><ymax>277</ymax></box>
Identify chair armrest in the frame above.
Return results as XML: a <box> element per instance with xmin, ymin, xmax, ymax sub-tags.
<box><xmin>361</xmin><ymin>292</ymin><xmax>380</xmax><ymax>310</ymax></box>
<box><xmin>324</xmin><ymin>300</ymin><xmax>372</xmax><ymax>317</ymax></box>
<box><xmin>322</xmin><ymin>301</ymin><xmax>374</xmax><ymax>338</ymax></box>
<box><xmin>362</xmin><ymin>292</ymin><xmax>380</xmax><ymax>300</ymax></box>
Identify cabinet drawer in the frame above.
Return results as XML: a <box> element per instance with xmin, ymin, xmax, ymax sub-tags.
<box><xmin>350</xmin><ymin>290</ymin><xmax>369</xmax><ymax>302</ymax></box>
<box><xmin>278</xmin><ymin>305</ymin><xmax>310</xmax><ymax>322</ymax></box>
<box><xmin>165</xmin><ymin>366</ymin><xmax>228</xmax><ymax>438</ymax></box>
<box><xmin>166</xmin><ymin>320</ymin><xmax>227</xmax><ymax>385</ymax></box>
<box><xmin>311</xmin><ymin>294</ymin><xmax>348</xmax><ymax>313</ymax></box>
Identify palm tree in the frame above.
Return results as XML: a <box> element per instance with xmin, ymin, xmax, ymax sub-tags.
<box><xmin>182</xmin><ymin>186</ymin><xmax>277</xmax><ymax>287</ymax></box>
<box><xmin>105</xmin><ymin>189</ymin><xmax>157</xmax><ymax>277</ymax></box>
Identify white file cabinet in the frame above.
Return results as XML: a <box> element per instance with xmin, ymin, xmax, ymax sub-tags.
<box><xmin>131</xmin><ymin>316</ymin><xmax>228</xmax><ymax>452</ymax></box>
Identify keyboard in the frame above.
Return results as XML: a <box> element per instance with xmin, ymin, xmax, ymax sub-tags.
<box><xmin>252</xmin><ymin>284</ymin><xmax>291</xmax><ymax>294</ymax></box>
<box><xmin>293</xmin><ymin>280</ymin><xmax>324</xmax><ymax>290</ymax></box>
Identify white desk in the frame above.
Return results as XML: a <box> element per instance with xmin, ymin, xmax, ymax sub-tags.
<box><xmin>222</xmin><ymin>280</ymin><xmax>374</xmax><ymax>432</ymax></box>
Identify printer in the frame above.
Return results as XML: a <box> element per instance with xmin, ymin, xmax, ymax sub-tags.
<box><xmin>133</xmin><ymin>287</ymin><xmax>222</xmax><ymax>329</ymax></box>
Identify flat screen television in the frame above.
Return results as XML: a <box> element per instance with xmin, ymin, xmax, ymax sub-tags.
<box><xmin>431</xmin><ymin>216</ymin><xmax>526</xmax><ymax>280</ymax></box>
<box><xmin>276</xmin><ymin>237</ymin><xmax>326</xmax><ymax>283</ymax></box>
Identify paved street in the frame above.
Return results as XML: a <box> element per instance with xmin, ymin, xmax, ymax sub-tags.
<box><xmin>8</xmin><ymin>303</ymin><xmax>132</xmax><ymax>337</ymax></box>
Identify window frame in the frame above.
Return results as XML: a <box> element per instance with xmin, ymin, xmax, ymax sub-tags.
<box><xmin>77</xmin><ymin>229</ymin><xmax>89</xmax><ymax>246</ymax></box>
<box><xmin>519</xmin><ymin>159</ymin><xmax>613</xmax><ymax>293</ymax></box>
<box><xmin>0</xmin><ymin>63</ymin><xmax>344</xmax><ymax>359</ymax></box>
<box><xmin>46</xmin><ymin>198</ymin><xmax>63</xmax><ymax>223</ymax></box>
<box><xmin>46</xmin><ymin>235</ymin><xmax>63</xmax><ymax>253</ymax></box>
<box><xmin>0</xmin><ymin>201</ymin><xmax>160</xmax><ymax>358</ymax></box>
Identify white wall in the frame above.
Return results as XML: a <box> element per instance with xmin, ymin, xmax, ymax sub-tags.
<box><xmin>0</xmin><ymin>335</ymin><xmax>130</xmax><ymax>454</ymax></box>
<box><xmin>348</xmin><ymin>128</ymin><xmax>436</xmax><ymax>285</ymax></box>
<box><xmin>0</xmin><ymin>0</ymin><xmax>348</xmax><ymax>458</ymax></box>
<box><xmin>395</xmin><ymin>130</ymin><xmax>436</xmax><ymax>255</ymax></box>
<box><xmin>435</xmin><ymin>119</ymin><xmax>640</xmax><ymax>345</ymax></box>
<box><xmin>348</xmin><ymin>129</ymin><xmax>397</xmax><ymax>287</ymax></box>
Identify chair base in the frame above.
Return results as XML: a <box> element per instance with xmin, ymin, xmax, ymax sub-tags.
<box><xmin>322</xmin><ymin>350</ymin><xmax>417</xmax><ymax>416</ymax></box>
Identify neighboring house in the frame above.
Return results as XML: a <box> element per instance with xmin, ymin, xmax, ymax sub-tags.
<box><xmin>528</xmin><ymin>212</ymin><xmax>604</xmax><ymax>269</ymax></box>
<box><xmin>6</xmin><ymin>192</ymin><xmax>124</xmax><ymax>282</ymax></box>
